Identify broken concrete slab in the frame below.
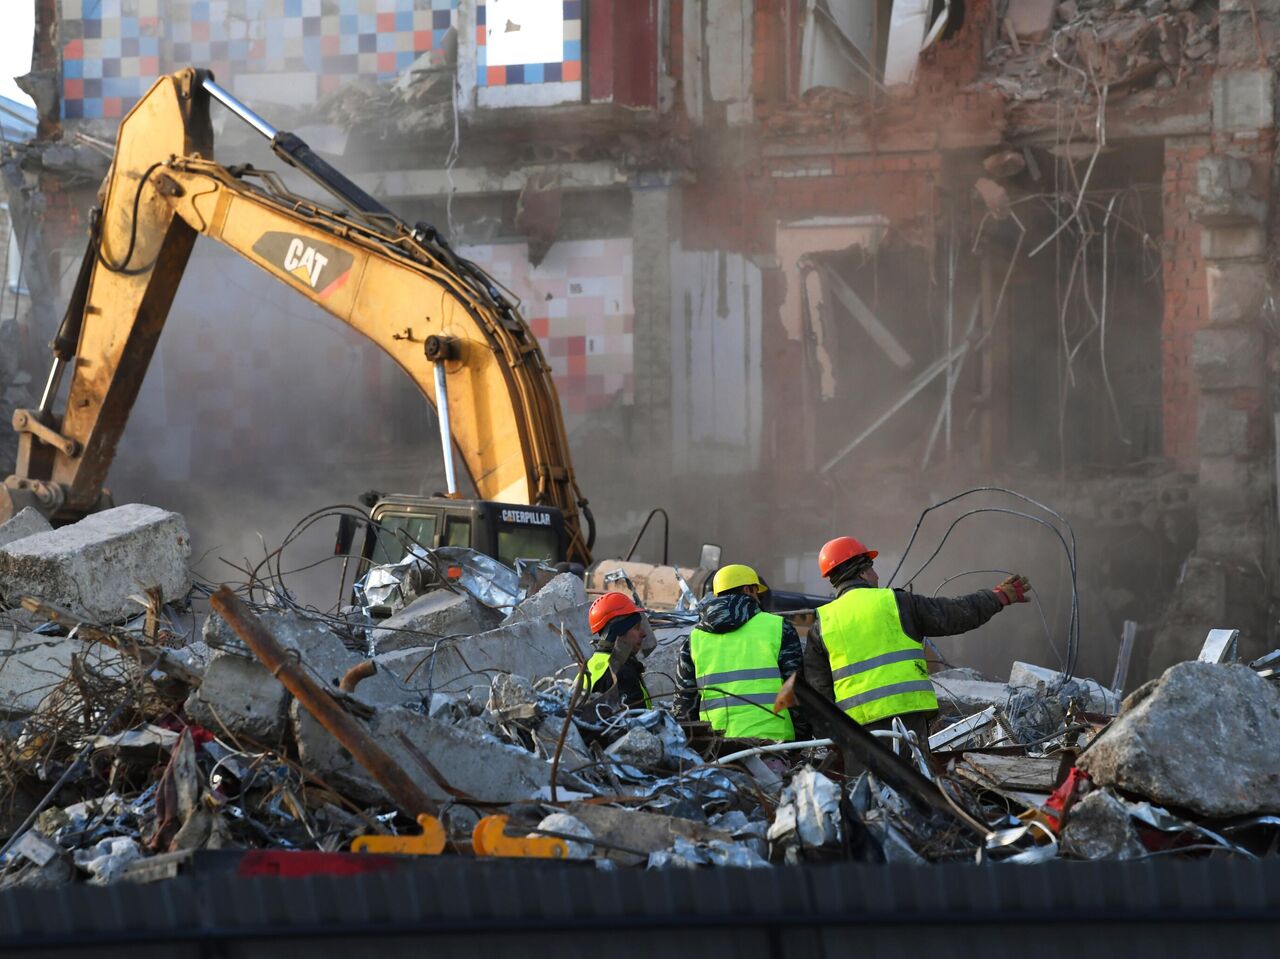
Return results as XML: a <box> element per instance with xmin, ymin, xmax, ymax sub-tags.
<box><xmin>1060</xmin><ymin>789</ymin><xmax>1146</xmax><ymax>860</ymax></box>
<box><xmin>1079</xmin><ymin>662</ymin><xmax>1280</xmax><ymax>817</ymax></box>
<box><xmin>1008</xmin><ymin>661</ymin><xmax>1119</xmax><ymax>714</ymax></box>
<box><xmin>0</xmin><ymin>507</ymin><xmax>52</xmax><ymax>550</ymax></box>
<box><xmin>503</xmin><ymin>573</ymin><xmax>587</xmax><ymax>625</ymax></box>
<box><xmin>0</xmin><ymin>632</ymin><xmax>128</xmax><ymax>717</ymax></box>
<box><xmin>203</xmin><ymin>609</ymin><xmax>406</xmax><ymax>709</ymax></box>
<box><xmin>634</xmin><ymin>628</ymin><xmax>687</xmax><ymax>702</ymax></box>
<box><xmin>291</xmin><ymin>700</ymin><xmax>550</xmax><ymax>806</ymax></box>
<box><xmin>369</xmin><ymin>589</ymin><xmax>502</xmax><ymax>654</ymax></box>
<box><xmin>931</xmin><ymin>677</ymin><xmax>1011</xmax><ymax>712</ymax></box>
<box><xmin>0</xmin><ymin>504</ymin><xmax>191</xmax><ymax>622</ymax></box>
<box><xmin>565</xmin><ymin>802</ymin><xmax>734</xmax><ymax>866</ymax></box>
<box><xmin>375</xmin><ymin>604</ymin><xmax>590</xmax><ymax>702</ymax></box>
<box><xmin>183</xmin><ymin>653</ymin><xmax>291</xmax><ymax>744</ymax></box>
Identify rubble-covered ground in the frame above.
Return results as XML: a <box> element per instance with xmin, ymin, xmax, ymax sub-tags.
<box><xmin>0</xmin><ymin>500</ymin><xmax>1277</xmax><ymax>888</ymax></box>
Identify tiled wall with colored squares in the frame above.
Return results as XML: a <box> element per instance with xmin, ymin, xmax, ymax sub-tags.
<box><xmin>60</xmin><ymin>0</ymin><xmax>458</xmax><ymax>120</ymax></box>
<box><xmin>476</xmin><ymin>0</ymin><xmax>581</xmax><ymax>86</ymax></box>
<box><xmin>462</xmin><ymin>239</ymin><xmax>634</xmax><ymax>418</ymax></box>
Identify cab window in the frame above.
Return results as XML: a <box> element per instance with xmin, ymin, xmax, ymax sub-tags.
<box><xmin>443</xmin><ymin>515</ymin><xmax>473</xmax><ymax>548</ymax></box>
<box><xmin>497</xmin><ymin>526</ymin><xmax>559</xmax><ymax>567</ymax></box>
<box><xmin>371</xmin><ymin>512</ymin><xmax>439</xmax><ymax>565</ymax></box>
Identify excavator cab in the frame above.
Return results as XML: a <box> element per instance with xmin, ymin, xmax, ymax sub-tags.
<box><xmin>358</xmin><ymin>494</ymin><xmax>568</xmax><ymax>569</ymax></box>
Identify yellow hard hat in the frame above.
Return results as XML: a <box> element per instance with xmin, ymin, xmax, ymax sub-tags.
<box><xmin>712</xmin><ymin>564</ymin><xmax>768</xmax><ymax>596</ymax></box>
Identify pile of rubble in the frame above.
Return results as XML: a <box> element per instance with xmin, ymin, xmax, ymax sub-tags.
<box><xmin>0</xmin><ymin>502</ymin><xmax>1277</xmax><ymax>887</ymax></box>
<box><xmin>985</xmin><ymin>0</ymin><xmax>1220</xmax><ymax>102</ymax></box>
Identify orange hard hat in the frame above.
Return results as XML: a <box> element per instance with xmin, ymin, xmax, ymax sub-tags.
<box><xmin>818</xmin><ymin>536</ymin><xmax>878</xmax><ymax>578</ymax></box>
<box><xmin>589</xmin><ymin>591</ymin><xmax>644</xmax><ymax>635</ymax></box>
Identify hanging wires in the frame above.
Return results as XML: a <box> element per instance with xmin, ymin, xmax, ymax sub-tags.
<box><xmin>884</xmin><ymin>488</ymin><xmax>1080</xmax><ymax>683</ymax></box>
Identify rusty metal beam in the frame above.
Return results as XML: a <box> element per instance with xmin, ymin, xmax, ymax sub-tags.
<box><xmin>209</xmin><ymin>586</ymin><xmax>439</xmax><ymax>819</ymax></box>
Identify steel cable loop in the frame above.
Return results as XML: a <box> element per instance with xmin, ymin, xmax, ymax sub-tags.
<box><xmin>885</xmin><ymin>488</ymin><xmax>1080</xmax><ymax>684</ymax></box>
<box><xmin>898</xmin><ymin>507</ymin><xmax>1079</xmax><ymax>684</ymax></box>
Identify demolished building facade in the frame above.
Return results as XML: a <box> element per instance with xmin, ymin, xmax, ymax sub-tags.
<box><xmin>0</xmin><ymin>0</ymin><xmax>1276</xmax><ymax>683</ymax></box>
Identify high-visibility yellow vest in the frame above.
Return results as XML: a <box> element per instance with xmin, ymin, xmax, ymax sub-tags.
<box><xmin>585</xmin><ymin>651</ymin><xmax>652</xmax><ymax>709</ymax></box>
<box><xmin>689</xmin><ymin>611</ymin><xmax>795</xmax><ymax>742</ymax></box>
<box><xmin>816</xmin><ymin>588</ymin><xmax>937</xmax><ymax>725</ymax></box>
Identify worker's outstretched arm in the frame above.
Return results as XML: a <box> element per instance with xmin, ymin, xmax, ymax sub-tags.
<box><xmin>895</xmin><ymin>587</ymin><xmax>1005</xmax><ymax>639</ymax></box>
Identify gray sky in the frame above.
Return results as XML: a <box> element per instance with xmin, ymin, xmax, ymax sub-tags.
<box><xmin>1</xmin><ymin>4</ymin><xmax>36</xmax><ymax>109</ymax></box>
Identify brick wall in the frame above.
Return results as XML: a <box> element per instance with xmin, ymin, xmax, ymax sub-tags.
<box><xmin>1161</xmin><ymin>136</ymin><xmax>1210</xmax><ymax>474</ymax></box>
<box><xmin>682</xmin><ymin>153</ymin><xmax>941</xmax><ymax>253</ymax></box>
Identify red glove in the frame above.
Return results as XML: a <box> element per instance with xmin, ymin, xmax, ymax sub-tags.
<box><xmin>993</xmin><ymin>573</ymin><xmax>1031</xmax><ymax>605</ymax></box>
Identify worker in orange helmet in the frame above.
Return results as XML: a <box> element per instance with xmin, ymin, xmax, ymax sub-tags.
<box><xmin>805</xmin><ymin>535</ymin><xmax>1030</xmax><ymax>751</ymax></box>
<box><xmin>584</xmin><ymin>592</ymin><xmax>654</xmax><ymax>709</ymax></box>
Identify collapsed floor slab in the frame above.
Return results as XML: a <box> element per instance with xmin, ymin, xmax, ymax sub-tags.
<box><xmin>291</xmin><ymin>700</ymin><xmax>551</xmax><ymax>806</ymax></box>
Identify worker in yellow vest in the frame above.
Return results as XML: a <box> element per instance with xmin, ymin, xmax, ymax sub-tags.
<box><xmin>675</xmin><ymin>564</ymin><xmax>803</xmax><ymax>741</ymax></box>
<box><xmin>805</xmin><ymin>536</ymin><xmax>1030</xmax><ymax>749</ymax></box>
<box><xmin>584</xmin><ymin>592</ymin><xmax>653</xmax><ymax>710</ymax></box>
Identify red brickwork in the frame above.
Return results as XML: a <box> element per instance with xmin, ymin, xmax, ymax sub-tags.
<box><xmin>1162</xmin><ymin>137</ymin><xmax>1210</xmax><ymax>474</ymax></box>
<box><xmin>682</xmin><ymin>154</ymin><xmax>942</xmax><ymax>253</ymax></box>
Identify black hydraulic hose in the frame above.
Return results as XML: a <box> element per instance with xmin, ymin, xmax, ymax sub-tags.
<box><xmin>624</xmin><ymin>507</ymin><xmax>670</xmax><ymax>564</ymax></box>
<box><xmin>270</xmin><ymin>131</ymin><xmax>396</xmax><ymax>225</ymax></box>
<box><xmin>51</xmin><ymin>216</ymin><xmax>100</xmax><ymax>360</ymax></box>
<box><xmin>581</xmin><ymin>501</ymin><xmax>596</xmax><ymax>552</ymax></box>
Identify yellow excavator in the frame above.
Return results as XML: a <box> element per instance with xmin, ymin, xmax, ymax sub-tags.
<box><xmin>1</xmin><ymin>67</ymin><xmax>723</xmax><ymax>598</ymax></box>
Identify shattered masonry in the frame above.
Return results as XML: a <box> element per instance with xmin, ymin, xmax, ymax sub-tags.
<box><xmin>0</xmin><ymin>502</ymin><xmax>1278</xmax><ymax>887</ymax></box>
<box><xmin>0</xmin><ymin>0</ymin><xmax>1278</xmax><ymax>899</ymax></box>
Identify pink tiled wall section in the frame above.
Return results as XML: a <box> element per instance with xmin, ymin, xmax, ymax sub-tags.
<box><xmin>463</xmin><ymin>239</ymin><xmax>634</xmax><ymax>418</ymax></box>
<box><xmin>61</xmin><ymin>0</ymin><xmax>457</xmax><ymax>120</ymax></box>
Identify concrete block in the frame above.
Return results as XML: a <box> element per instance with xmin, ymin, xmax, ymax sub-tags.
<box><xmin>1189</xmin><ymin>192</ymin><xmax>1268</xmax><ymax>228</ymax></box>
<box><xmin>0</xmin><ymin>508</ymin><xmax>52</xmax><ymax>550</ymax></box>
<box><xmin>0</xmin><ymin>633</ymin><xmax>126</xmax><ymax>717</ymax></box>
<box><xmin>1201</xmin><ymin>224</ymin><xmax>1267</xmax><ymax>260</ymax></box>
<box><xmin>1207</xmin><ymin>260</ymin><xmax>1269</xmax><ymax>324</ymax></box>
<box><xmin>1060</xmin><ymin>790</ymin><xmax>1145</xmax><ymax>860</ymax></box>
<box><xmin>1191</xmin><ymin>326</ymin><xmax>1266</xmax><ymax>390</ymax></box>
<box><xmin>183</xmin><ymin>653</ymin><xmax>290</xmax><ymax>743</ymax></box>
<box><xmin>376</xmin><ymin>602</ymin><xmax>592</xmax><ymax>702</ymax></box>
<box><xmin>1079</xmin><ymin>662</ymin><xmax>1280</xmax><ymax>816</ymax></box>
<box><xmin>1212</xmin><ymin>70</ymin><xmax>1276</xmax><ymax>132</ymax></box>
<box><xmin>1197</xmin><ymin>154</ymin><xmax>1254</xmax><ymax>196</ymax></box>
<box><xmin>1190</xmin><ymin>154</ymin><xmax>1267</xmax><ymax>227</ymax></box>
<box><xmin>605</xmin><ymin>727</ymin><xmax>664</xmax><ymax>768</ymax></box>
<box><xmin>1218</xmin><ymin>8</ymin><xmax>1280</xmax><ymax>70</ymax></box>
<box><xmin>1197</xmin><ymin>397</ymin><xmax>1250</xmax><ymax>457</ymax></box>
<box><xmin>369</xmin><ymin>590</ymin><xmax>502</xmax><ymax>655</ymax></box>
<box><xmin>291</xmin><ymin>701</ymin><xmax>550</xmax><ymax>806</ymax></box>
<box><xmin>0</xmin><ymin>504</ymin><xmax>191</xmax><ymax>622</ymax></box>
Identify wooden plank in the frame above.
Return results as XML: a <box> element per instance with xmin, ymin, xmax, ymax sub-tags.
<box><xmin>955</xmin><ymin>753</ymin><xmax>1062</xmax><ymax>792</ymax></box>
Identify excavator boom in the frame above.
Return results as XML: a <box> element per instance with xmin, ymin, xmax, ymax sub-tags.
<box><xmin>2</xmin><ymin>69</ymin><xmax>592</xmax><ymax>565</ymax></box>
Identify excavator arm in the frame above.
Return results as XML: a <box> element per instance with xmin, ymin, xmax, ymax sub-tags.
<box><xmin>2</xmin><ymin>68</ymin><xmax>593</xmax><ymax>564</ymax></box>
